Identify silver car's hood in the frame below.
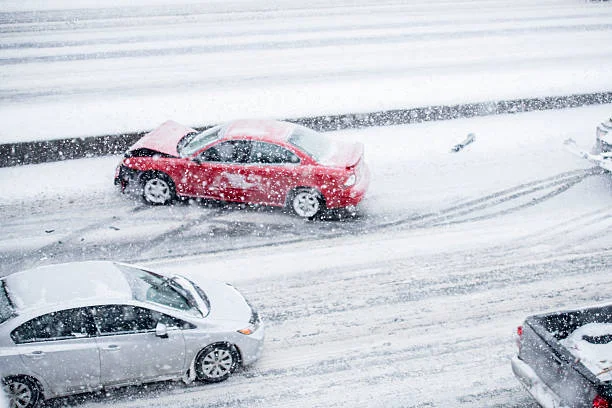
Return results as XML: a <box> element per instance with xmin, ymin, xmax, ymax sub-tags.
<box><xmin>199</xmin><ymin>280</ymin><xmax>252</xmax><ymax>323</ymax></box>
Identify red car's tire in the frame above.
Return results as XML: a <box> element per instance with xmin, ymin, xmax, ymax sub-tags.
<box><xmin>141</xmin><ymin>172</ymin><xmax>176</xmax><ymax>205</ymax></box>
<box><xmin>289</xmin><ymin>188</ymin><xmax>324</xmax><ymax>219</ymax></box>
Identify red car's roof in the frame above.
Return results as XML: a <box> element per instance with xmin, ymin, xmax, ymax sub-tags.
<box><xmin>223</xmin><ymin>119</ymin><xmax>295</xmax><ymax>142</ymax></box>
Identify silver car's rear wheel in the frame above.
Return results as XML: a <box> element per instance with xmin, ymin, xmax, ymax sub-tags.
<box><xmin>4</xmin><ymin>377</ymin><xmax>40</xmax><ymax>408</ymax></box>
<box><xmin>195</xmin><ymin>344</ymin><xmax>238</xmax><ymax>383</ymax></box>
<box><xmin>142</xmin><ymin>173</ymin><xmax>175</xmax><ymax>205</ymax></box>
<box><xmin>291</xmin><ymin>188</ymin><xmax>323</xmax><ymax>219</ymax></box>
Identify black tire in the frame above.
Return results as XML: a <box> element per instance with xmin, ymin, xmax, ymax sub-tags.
<box><xmin>195</xmin><ymin>343</ymin><xmax>239</xmax><ymax>383</ymax></box>
<box><xmin>3</xmin><ymin>377</ymin><xmax>41</xmax><ymax>408</ymax></box>
<box><xmin>289</xmin><ymin>188</ymin><xmax>324</xmax><ymax>219</ymax></box>
<box><xmin>141</xmin><ymin>172</ymin><xmax>176</xmax><ymax>205</ymax></box>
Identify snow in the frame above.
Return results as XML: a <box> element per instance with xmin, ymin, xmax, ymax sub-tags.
<box><xmin>0</xmin><ymin>389</ymin><xmax>6</xmax><ymax>408</ymax></box>
<box><xmin>561</xmin><ymin>323</ymin><xmax>612</xmax><ymax>382</ymax></box>
<box><xmin>1</xmin><ymin>1</ymin><xmax>612</xmax><ymax>407</ymax></box>
<box><xmin>1</xmin><ymin>0</ymin><xmax>612</xmax><ymax>142</ymax></box>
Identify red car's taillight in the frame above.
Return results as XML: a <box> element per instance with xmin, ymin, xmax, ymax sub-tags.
<box><xmin>593</xmin><ymin>395</ymin><xmax>609</xmax><ymax>408</ymax></box>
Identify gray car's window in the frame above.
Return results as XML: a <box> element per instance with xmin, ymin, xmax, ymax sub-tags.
<box><xmin>249</xmin><ymin>141</ymin><xmax>299</xmax><ymax>164</ymax></box>
<box><xmin>92</xmin><ymin>305</ymin><xmax>192</xmax><ymax>335</ymax></box>
<box><xmin>92</xmin><ymin>305</ymin><xmax>157</xmax><ymax>335</ymax></box>
<box><xmin>0</xmin><ymin>281</ymin><xmax>14</xmax><ymax>324</ymax></box>
<box><xmin>117</xmin><ymin>264</ymin><xmax>199</xmax><ymax>315</ymax></box>
<box><xmin>11</xmin><ymin>308</ymin><xmax>96</xmax><ymax>344</ymax></box>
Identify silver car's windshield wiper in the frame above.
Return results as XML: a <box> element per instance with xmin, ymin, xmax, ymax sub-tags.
<box><xmin>171</xmin><ymin>276</ymin><xmax>210</xmax><ymax>317</ymax></box>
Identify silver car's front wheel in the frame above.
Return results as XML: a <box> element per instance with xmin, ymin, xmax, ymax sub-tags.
<box><xmin>4</xmin><ymin>378</ymin><xmax>40</xmax><ymax>408</ymax></box>
<box><xmin>142</xmin><ymin>173</ymin><xmax>175</xmax><ymax>205</ymax></box>
<box><xmin>195</xmin><ymin>344</ymin><xmax>238</xmax><ymax>383</ymax></box>
<box><xmin>291</xmin><ymin>189</ymin><xmax>323</xmax><ymax>219</ymax></box>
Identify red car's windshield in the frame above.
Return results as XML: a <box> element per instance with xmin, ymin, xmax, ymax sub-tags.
<box><xmin>178</xmin><ymin>125</ymin><xmax>223</xmax><ymax>157</ymax></box>
<box><xmin>288</xmin><ymin>126</ymin><xmax>334</xmax><ymax>163</ymax></box>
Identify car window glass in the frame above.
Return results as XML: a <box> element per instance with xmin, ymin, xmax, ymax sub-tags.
<box><xmin>11</xmin><ymin>308</ymin><xmax>95</xmax><ymax>344</ymax></box>
<box><xmin>0</xmin><ymin>281</ymin><xmax>14</xmax><ymax>324</ymax></box>
<box><xmin>116</xmin><ymin>264</ymin><xmax>200</xmax><ymax>316</ymax></box>
<box><xmin>179</xmin><ymin>125</ymin><xmax>222</xmax><ymax>157</ymax></box>
<box><xmin>198</xmin><ymin>140</ymin><xmax>250</xmax><ymax>163</ymax></box>
<box><xmin>92</xmin><ymin>305</ymin><xmax>157</xmax><ymax>335</ymax></box>
<box><xmin>92</xmin><ymin>305</ymin><xmax>193</xmax><ymax>334</ymax></box>
<box><xmin>249</xmin><ymin>141</ymin><xmax>299</xmax><ymax>164</ymax></box>
<box><xmin>288</xmin><ymin>125</ymin><xmax>334</xmax><ymax>162</ymax></box>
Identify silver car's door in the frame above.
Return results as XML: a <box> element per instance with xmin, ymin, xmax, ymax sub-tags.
<box><xmin>10</xmin><ymin>307</ymin><xmax>101</xmax><ymax>396</ymax></box>
<box><xmin>91</xmin><ymin>305</ymin><xmax>186</xmax><ymax>387</ymax></box>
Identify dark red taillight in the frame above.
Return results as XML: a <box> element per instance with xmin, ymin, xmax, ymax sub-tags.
<box><xmin>517</xmin><ymin>325</ymin><xmax>523</xmax><ymax>339</ymax></box>
<box><xmin>593</xmin><ymin>395</ymin><xmax>609</xmax><ymax>408</ymax></box>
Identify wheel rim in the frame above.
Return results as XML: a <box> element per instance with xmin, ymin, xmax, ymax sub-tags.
<box><xmin>144</xmin><ymin>178</ymin><xmax>171</xmax><ymax>204</ymax></box>
<box><xmin>6</xmin><ymin>381</ymin><xmax>32</xmax><ymax>408</ymax></box>
<box><xmin>200</xmin><ymin>348</ymin><xmax>234</xmax><ymax>379</ymax></box>
<box><xmin>293</xmin><ymin>191</ymin><xmax>320</xmax><ymax>218</ymax></box>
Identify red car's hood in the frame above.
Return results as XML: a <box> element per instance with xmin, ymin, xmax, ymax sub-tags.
<box><xmin>128</xmin><ymin>120</ymin><xmax>196</xmax><ymax>157</ymax></box>
<box><xmin>322</xmin><ymin>141</ymin><xmax>364</xmax><ymax>168</ymax></box>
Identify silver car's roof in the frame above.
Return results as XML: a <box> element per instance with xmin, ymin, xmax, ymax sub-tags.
<box><xmin>3</xmin><ymin>261</ymin><xmax>133</xmax><ymax>312</ymax></box>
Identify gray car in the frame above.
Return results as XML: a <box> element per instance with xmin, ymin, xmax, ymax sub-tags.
<box><xmin>0</xmin><ymin>261</ymin><xmax>264</xmax><ymax>408</ymax></box>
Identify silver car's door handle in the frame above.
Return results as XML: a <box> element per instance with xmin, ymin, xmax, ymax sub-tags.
<box><xmin>25</xmin><ymin>351</ymin><xmax>45</xmax><ymax>359</ymax></box>
<box><xmin>104</xmin><ymin>345</ymin><xmax>121</xmax><ymax>351</ymax></box>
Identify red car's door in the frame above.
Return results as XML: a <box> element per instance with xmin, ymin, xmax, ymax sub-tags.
<box><xmin>244</xmin><ymin>141</ymin><xmax>303</xmax><ymax>206</ymax></box>
<box><xmin>187</xmin><ymin>140</ymin><xmax>253</xmax><ymax>202</ymax></box>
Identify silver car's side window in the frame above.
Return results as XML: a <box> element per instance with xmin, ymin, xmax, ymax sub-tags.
<box><xmin>92</xmin><ymin>305</ymin><xmax>157</xmax><ymax>335</ymax></box>
<box><xmin>11</xmin><ymin>307</ymin><xmax>96</xmax><ymax>344</ymax></box>
<box><xmin>91</xmin><ymin>305</ymin><xmax>193</xmax><ymax>335</ymax></box>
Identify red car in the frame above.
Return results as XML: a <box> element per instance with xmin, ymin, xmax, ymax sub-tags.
<box><xmin>115</xmin><ymin>119</ymin><xmax>370</xmax><ymax>218</ymax></box>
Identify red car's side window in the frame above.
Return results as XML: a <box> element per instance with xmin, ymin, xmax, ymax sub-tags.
<box><xmin>249</xmin><ymin>141</ymin><xmax>300</xmax><ymax>164</ymax></box>
<box><xmin>198</xmin><ymin>141</ymin><xmax>250</xmax><ymax>163</ymax></box>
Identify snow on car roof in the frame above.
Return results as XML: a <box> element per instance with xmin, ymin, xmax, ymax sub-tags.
<box><xmin>223</xmin><ymin>119</ymin><xmax>295</xmax><ymax>142</ymax></box>
<box><xmin>3</xmin><ymin>261</ymin><xmax>133</xmax><ymax>312</ymax></box>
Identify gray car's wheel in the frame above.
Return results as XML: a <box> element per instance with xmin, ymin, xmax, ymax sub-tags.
<box><xmin>142</xmin><ymin>173</ymin><xmax>175</xmax><ymax>205</ymax></box>
<box><xmin>195</xmin><ymin>344</ymin><xmax>239</xmax><ymax>383</ymax></box>
<box><xmin>290</xmin><ymin>188</ymin><xmax>323</xmax><ymax>219</ymax></box>
<box><xmin>3</xmin><ymin>377</ymin><xmax>41</xmax><ymax>408</ymax></box>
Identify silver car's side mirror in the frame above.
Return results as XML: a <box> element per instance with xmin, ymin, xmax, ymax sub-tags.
<box><xmin>155</xmin><ymin>322</ymin><xmax>168</xmax><ymax>338</ymax></box>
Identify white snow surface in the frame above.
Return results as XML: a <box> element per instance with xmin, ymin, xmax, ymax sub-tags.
<box><xmin>561</xmin><ymin>323</ymin><xmax>612</xmax><ymax>382</ymax></box>
<box><xmin>1</xmin><ymin>104</ymin><xmax>611</xmax><ymax>407</ymax></box>
<box><xmin>1</xmin><ymin>0</ymin><xmax>612</xmax><ymax>142</ymax></box>
<box><xmin>1</xmin><ymin>1</ymin><xmax>612</xmax><ymax>407</ymax></box>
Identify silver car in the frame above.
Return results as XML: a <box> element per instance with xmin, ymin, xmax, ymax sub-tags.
<box><xmin>0</xmin><ymin>261</ymin><xmax>264</xmax><ymax>408</ymax></box>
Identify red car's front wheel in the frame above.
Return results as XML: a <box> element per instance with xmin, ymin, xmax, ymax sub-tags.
<box><xmin>142</xmin><ymin>172</ymin><xmax>176</xmax><ymax>205</ymax></box>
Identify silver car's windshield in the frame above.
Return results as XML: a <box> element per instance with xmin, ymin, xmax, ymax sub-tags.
<box><xmin>178</xmin><ymin>125</ymin><xmax>223</xmax><ymax>157</ymax></box>
<box><xmin>0</xmin><ymin>280</ymin><xmax>15</xmax><ymax>324</ymax></box>
<box><xmin>288</xmin><ymin>125</ymin><xmax>333</xmax><ymax>162</ymax></box>
<box><xmin>116</xmin><ymin>264</ymin><xmax>202</xmax><ymax>317</ymax></box>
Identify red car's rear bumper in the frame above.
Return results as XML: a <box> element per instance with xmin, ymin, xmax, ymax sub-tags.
<box><xmin>326</xmin><ymin>164</ymin><xmax>370</xmax><ymax>209</ymax></box>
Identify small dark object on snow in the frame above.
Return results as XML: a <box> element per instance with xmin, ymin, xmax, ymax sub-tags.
<box><xmin>45</xmin><ymin>229</ymin><xmax>54</xmax><ymax>233</ymax></box>
<box><xmin>451</xmin><ymin>133</ymin><xmax>476</xmax><ymax>152</ymax></box>
<box><xmin>109</xmin><ymin>226</ymin><xmax>120</xmax><ymax>231</ymax></box>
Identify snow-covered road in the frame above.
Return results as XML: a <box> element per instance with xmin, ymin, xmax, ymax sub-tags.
<box><xmin>1</xmin><ymin>0</ymin><xmax>612</xmax><ymax>142</ymax></box>
<box><xmin>1</xmin><ymin>105</ymin><xmax>611</xmax><ymax>407</ymax></box>
<box><xmin>1</xmin><ymin>0</ymin><xmax>612</xmax><ymax>407</ymax></box>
